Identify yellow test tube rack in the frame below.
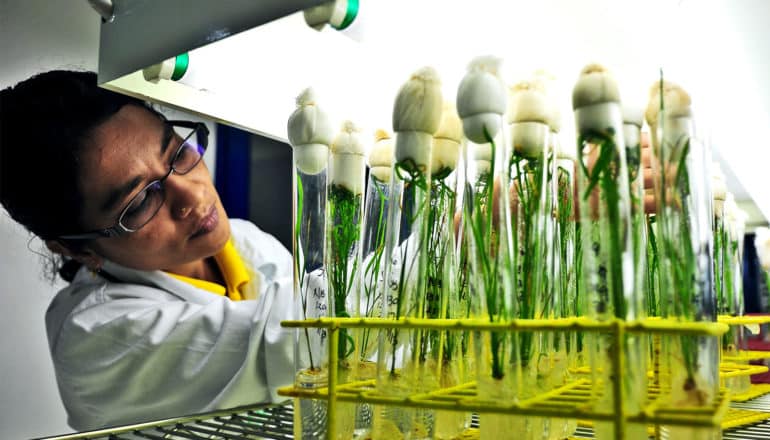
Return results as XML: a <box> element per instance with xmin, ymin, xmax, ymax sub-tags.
<box><xmin>278</xmin><ymin>316</ymin><xmax>739</xmax><ymax>440</ymax></box>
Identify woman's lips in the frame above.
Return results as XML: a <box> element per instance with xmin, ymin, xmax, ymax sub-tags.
<box><xmin>191</xmin><ymin>205</ymin><xmax>218</xmax><ymax>238</ymax></box>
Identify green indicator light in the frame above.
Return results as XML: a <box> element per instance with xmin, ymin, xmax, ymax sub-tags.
<box><xmin>171</xmin><ymin>53</ymin><xmax>189</xmax><ymax>81</ymax></box>
<box><xmin>333</xmin><ymin>0</ymin><xmax>359</xmax><ymax>30</ymax></box>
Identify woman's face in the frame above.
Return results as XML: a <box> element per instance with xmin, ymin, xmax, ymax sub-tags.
<box><xmin>76</xmin><ymin>105</ymin><xmax>230</xmax><ymax>272</ymax></box>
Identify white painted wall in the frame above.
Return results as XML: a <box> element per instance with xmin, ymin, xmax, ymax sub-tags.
<box><xmin>0</xmin><ymin>1</ymin><xmax>98</xmax><ymax>437</ymax></box>
<box><xmin>0</xmin><ymin>1</ymin><xmax>216</xmax><ymax>437</ymax></box>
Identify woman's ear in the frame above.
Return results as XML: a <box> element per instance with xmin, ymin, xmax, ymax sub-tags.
<box><xmin>45</xmin><ymin>240</ymin><xmax>104</xmax><ymax>271</ymax></box>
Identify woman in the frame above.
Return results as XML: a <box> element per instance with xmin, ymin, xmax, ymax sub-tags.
<box><xmin>0</xmin><ymin>70</ymin><xmax>294</xmax><ymax>430</ymax></box>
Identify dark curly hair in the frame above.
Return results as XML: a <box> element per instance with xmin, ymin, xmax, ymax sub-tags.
<box><xmin>0</xmin><ymin>70</ymin><xmax>158</xmax><ymax>280</ymax></box>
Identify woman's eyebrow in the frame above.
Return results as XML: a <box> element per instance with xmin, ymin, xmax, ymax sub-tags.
<box><xmin>160</xmin><ymin>123</ymin><xmax>174</xmax><ymax>155</ymax></box>
<box><xmin>100</xmin><ymin>124</ymin><xmax>174</xmax><ymax>214</ymax></box>
<box><xmin>100</xmin><ymin>175</ymin><xmax>143</xmax><ymax>213</ymax></box>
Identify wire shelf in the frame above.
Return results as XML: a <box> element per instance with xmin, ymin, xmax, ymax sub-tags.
<box><xmin>36</xmin><ymin>403</ymin><xmax>294</xmax><ymax>440</ymax></box>
<box><xmin>577</xmin><ymin>407</ymin><xmax>770</xmax><ymax>436</ymax></box>
<box><xmin>723</xmin><ymin>393</ymin><xmax>770</xmax><ymax>440</ymax></box>
<box><xmin>38</xmin><ymin>392</ymin><xmax>770</xmax><ymax>440</ymax></box>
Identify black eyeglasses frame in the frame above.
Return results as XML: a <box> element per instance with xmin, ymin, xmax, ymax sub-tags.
<box><xmin>58</xmin><ymin>120</ymin><xmax>209</xmax><ymax>241</ymax></box>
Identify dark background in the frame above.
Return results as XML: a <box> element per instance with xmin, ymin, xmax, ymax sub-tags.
<box><xmin>215</xmin><ymin>124</ymin><xmax>292</xmax><ymax>251</ymax></box>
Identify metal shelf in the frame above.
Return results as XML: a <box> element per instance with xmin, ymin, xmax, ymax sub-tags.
<box><xmin>37</xmin><ymin>393</ymin><xmax>770</xmax><ymax>440</ymax></box>
<box><xmin>36</xmin><ymin>403</ymin><xmax>293</xmax><ymax>440</ymax></box>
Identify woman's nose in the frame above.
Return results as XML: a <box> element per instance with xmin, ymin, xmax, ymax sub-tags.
<box><xmin>166</xmin><ymin>172</ymin><xmax>205</xmax><ymax>220</ymax></box>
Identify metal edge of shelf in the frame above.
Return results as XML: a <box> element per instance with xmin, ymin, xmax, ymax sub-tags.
<box><xmin>33</xmin><ymin>400</ymin><xmax>291</xmax><ymax>440</ymax></box>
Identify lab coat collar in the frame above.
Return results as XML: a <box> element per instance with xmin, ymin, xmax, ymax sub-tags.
<box><xmin>98</xmin><ymin>260</ymin><xmax>228</xmax><ymax>305</ymax></box>
<box><xmin>66</xmin><ymin>218</ymin><xmax>269</xmax><ymax>305</ymax></box>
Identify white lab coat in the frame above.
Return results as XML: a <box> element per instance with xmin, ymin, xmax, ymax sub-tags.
<box><xmin>45</xmin><ymin>219</ymin><xmax>295</xmax><ymax>431</ymax></box>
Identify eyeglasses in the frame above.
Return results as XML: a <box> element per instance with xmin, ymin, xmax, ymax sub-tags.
<box><xmin>60</xmin><ymin>120</ymin><xmax>209</xmax><ymax>240</ymax></box>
